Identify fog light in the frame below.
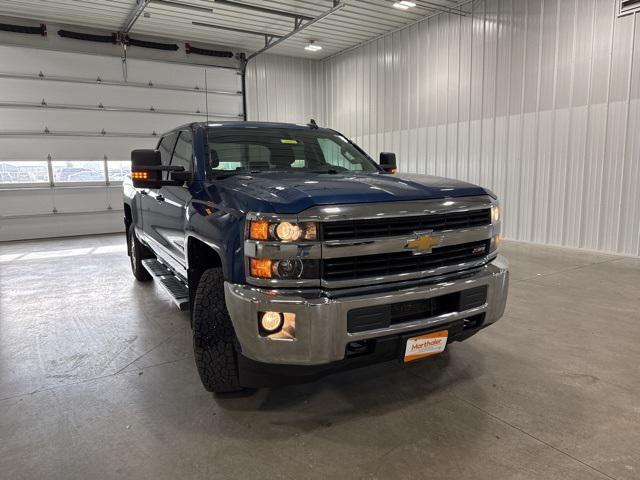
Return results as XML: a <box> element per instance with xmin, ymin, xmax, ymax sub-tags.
<box><xmin>259</xmin><ymin>311</ymin><xmax>283</xmax><ymax>334</ymax></box>
<box><xmin>258</xmin><ymin>312</ymin><xmax>296</xmax><ymax>339</ymax></box>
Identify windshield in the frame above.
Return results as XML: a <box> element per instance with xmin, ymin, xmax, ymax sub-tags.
<box><xmin>205</xmin><ymin>127</ymin><xmax>380</xmax><ymax>176</ymax></box>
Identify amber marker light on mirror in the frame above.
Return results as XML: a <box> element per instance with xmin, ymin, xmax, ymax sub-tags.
<box><xmin>249</xmin><ymin>220</ymin><xmax>269</xmax><ymax>240</ymax></box>
<box><xmin>250</xmin><ymin>258</ymin><xmax>273</xmax><ymax>278</ymax></box>
<box><xmin>131</xmin><ymin>171</ymin><xmax>148</xmax><ymax>180</ymax></box>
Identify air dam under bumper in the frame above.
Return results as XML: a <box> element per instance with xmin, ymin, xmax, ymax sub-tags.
<box><xmin>225</xmin><ymin>255</ymin><xmax>508</xmax><ymax>369</ymax></box>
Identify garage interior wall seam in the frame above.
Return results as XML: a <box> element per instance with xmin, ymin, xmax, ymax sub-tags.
<box><xmin>246</xmin><ymin>0</ymin><xmax>640</xmax><ymax>257</ymax></box>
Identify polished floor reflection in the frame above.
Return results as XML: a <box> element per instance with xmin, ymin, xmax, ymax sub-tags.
<box><xmin>1</xmin><ymin>234</ymin><xmax>638</xmax><ymax>480</ymax></box>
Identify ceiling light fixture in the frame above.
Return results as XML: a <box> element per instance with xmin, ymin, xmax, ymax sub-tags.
<box><xmin>154</xmin><ymin>0</ymin><xmax>213</xmax><ymax>13</ymax></box>
<box><xmin>393</xmin><ymin>1</ymin><xmax>416</xmax><ymax>9</ymax></box>
<box><xmin>304</xmin><ymin>40</ymin><xmax>322</xmax><ymax>52</ymax></box>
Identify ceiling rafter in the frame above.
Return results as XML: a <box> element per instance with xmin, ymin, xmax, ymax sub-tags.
<box><xmin>0</xmin><ymin>0</ymin><xmax>472</xmax><ymax>59</ymax></box>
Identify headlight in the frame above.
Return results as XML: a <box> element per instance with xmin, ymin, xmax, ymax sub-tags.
<box><xmin>491</xmin><ymin>204</ymin><xmax>500</xmax><ymax>224</ymax></box>
<box><xmin>248</xmin><ymin>220</ymin><xmax>317</xmax><ymax>242</ymax></box>
<box><xmin>249</xmin><ymin>258</ymin><xmax>319</xmax><ymax>279</ymax></box>
<box><xmin>246</xmin><ymin>215</ymin><xmax>320</xmax><ymax>284</ymax></box>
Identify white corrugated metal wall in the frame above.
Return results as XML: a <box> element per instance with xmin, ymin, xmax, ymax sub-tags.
<box><xmin>245</xmin><ymin>54</ymin><xmax>325</xmax><ymax>124</ymax></box>
<box><xmin>320</xmin><ymin>0</ymin><xmax>640</xmax><ymax>256</ymax></box>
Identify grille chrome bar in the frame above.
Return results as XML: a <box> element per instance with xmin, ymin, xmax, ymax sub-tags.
<box><xmin>322</xmin><ymin>209</ymin><xmax>491</xmax><ymax>241</ymax></box>
<box><xmin>298</xmin><ymin>196</ymin><xmax>495</xmax><ymax>222</ymax></box>
<box><xmin>322</xmin><ymin>224</ymin><xmax>495</xmax><ymax>259</ymax></box>
<box><xmin>321</xmin><ymin>253</ymin><xmax>498</xmax><ymax>289</ymax></box>
<box><xmin>323</xmin><ymin>240</ymin><xmax>490</xmax><ymax>281</ymax></box>
<box><xmin>245</xmin><ymin>223</ymin><xmax>495</xmax><ymax>260</ymax></box>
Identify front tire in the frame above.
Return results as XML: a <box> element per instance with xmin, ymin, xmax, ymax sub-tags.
<box><xmin>128</xmin><ymin>226</ymin><xmax>152</xmax><ymax>282</ymax></box>
<box><xmin>192</xmin><ymin>268</ymin><xmax>242</xmax><ymax>393</ymax></box>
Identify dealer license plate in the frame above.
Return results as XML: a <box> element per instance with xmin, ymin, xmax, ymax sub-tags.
<box><xmin>403</xmin><ymin>330</ymin><xmax>448</xmax><ymax>363</ymax></box>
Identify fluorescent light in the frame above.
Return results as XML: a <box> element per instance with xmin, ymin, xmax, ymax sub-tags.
<box><xmin>304</xmin><ymin>40</ymin><xmax>322</xmax><ymax>52</ymax></box>
<box><xmin>393</xmin><ymin>0</ymin><xmax>415</xmax><ymax>9</ymax></box>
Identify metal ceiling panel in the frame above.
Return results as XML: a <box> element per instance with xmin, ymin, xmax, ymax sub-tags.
<box><xmin>0</xmin><ymin>0</ymin><xmax>467</xmax><ymax>58</ymax></box>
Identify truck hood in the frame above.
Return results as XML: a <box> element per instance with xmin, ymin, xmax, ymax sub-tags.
<box><xmin>207</xmin><ymin>171</ymin><xmax>491</xmax><ymax>214</ymax></box>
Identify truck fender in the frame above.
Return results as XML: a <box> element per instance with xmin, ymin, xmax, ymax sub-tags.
<box><xmin>185</xmin><ymin>235</ymin><xmax>224</xmax><ymax>308</ymax></box>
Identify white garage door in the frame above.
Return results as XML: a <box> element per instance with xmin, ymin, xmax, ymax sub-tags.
<box><xmin>0</xmin><ymin>45</ymin><xmax>243</xmax><ymax>241</ymax></box>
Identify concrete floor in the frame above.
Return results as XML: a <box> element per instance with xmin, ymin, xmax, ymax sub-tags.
<box><xmin>0</xmin><ymin>234</ymin><xmax>639</xmax><ymax>480</ymax></box>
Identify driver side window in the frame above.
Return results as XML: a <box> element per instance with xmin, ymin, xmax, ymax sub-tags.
<box><xmin>157</xmin><ymin>132</ymin><xmax>179</xmax><ymax>180</ymax></box>
<box><xmin>171</xmin><ymin>130</ymin><xmax>193</xmax><ymax>173</ymax></box>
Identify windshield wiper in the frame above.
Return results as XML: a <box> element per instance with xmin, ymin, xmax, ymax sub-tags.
<box><xmin>312</xmin><ymin>169</ymin><xmax>340</xmax><ymax>174</ymax></box>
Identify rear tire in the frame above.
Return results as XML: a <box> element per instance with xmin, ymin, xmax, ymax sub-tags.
<box><xmin>192</xmin><ymin>268</ymin><xmax>242</xmax><ymax>393</ymax></box>
<box><xmin>128</xmin><ymin>226</ymin><xmax>152</xmax><ymax>282</ymax></box>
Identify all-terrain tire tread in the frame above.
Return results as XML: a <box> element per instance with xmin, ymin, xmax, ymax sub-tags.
<box><xmin>192</xmin><ymin>268</ymin><xmax>241</xmax><ymax>393</ymax></box>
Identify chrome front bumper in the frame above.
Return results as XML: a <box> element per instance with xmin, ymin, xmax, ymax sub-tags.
<box><xmin>224</xmin><ymin>255</ymin><xmax>509</xmax><ymax>366</ymax></box>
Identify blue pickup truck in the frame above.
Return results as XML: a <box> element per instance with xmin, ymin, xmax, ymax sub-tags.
<box><xmin>123</xmin><ymin>121</ymin><xmax>509</xmax><ymax>393</ymax></box>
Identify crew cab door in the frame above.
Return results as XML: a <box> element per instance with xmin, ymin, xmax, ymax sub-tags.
<box><xmin>147</xmin><ymin>129</ymin><xmax>194</xmax><ymax>274</ymax></box>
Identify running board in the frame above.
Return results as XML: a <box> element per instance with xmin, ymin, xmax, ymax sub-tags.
<box><xmin>142</xmin><ymin>258</ymin><xmax>189</xmax><ymax>311</ymax></box>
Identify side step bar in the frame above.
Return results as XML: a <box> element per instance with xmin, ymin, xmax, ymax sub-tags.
<box><xmin>142</xmin><ymin>258</ymin><xmax>189</xmax><ymax>311</ymax></box>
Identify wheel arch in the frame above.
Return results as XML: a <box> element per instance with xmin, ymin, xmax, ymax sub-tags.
<box><xmin>186</xmin><ymin>235</ymin><xmax>225</xmax><ymax>307</ymax></box>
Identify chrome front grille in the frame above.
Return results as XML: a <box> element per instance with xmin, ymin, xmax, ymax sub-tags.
<box><xmin>244</xmin><ymin>195</ymin><xmax>499</xmax><ymax>289</ymax></box>
<box><xmin>321</xmin><ymin>209</ymin><xmax>491</xmax><ymax>241</ymax></box>
<box><xmin>322</xmin><ymin>240</ymin><xmax>490</xmax><ymax>282</ymax></box>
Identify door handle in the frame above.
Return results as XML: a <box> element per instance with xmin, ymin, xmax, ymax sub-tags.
<box><xmin>156</xmin><ymin>194</ymin><xmax>165</xmax><ymax>203</ymax></box>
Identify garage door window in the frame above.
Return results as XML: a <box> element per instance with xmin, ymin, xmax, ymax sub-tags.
<box><xmin>107</xmin><ymin>161</ymin><xmax>131</xmax><ymax>182</ymax></box>
<box><xmin>52</xmin><ymin>160</ymin><xmax>105</xmax><ymax>183</ymax></box>
<box><xmin>0</xmin><ymin>160</ymin><xmax>49</xmax><ymax>185</ymax></box>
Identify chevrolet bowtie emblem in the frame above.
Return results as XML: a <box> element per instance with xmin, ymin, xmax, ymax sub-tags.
<box><xmin>405</xmin><ymin>232</ymin><xmax>442</xmax><ymax>254</ymax></box>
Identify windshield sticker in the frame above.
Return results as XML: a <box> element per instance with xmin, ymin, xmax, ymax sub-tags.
<box><xmin>280</xmin><ymin>139</ymin><xmax>298</xmax><ymax>144</ymax></box>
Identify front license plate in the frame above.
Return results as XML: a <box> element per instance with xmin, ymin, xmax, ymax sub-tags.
<box><xmin>403</xmin><ymin>330</ymin><xmax>448</xmax><ymax>363</ymax></box>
